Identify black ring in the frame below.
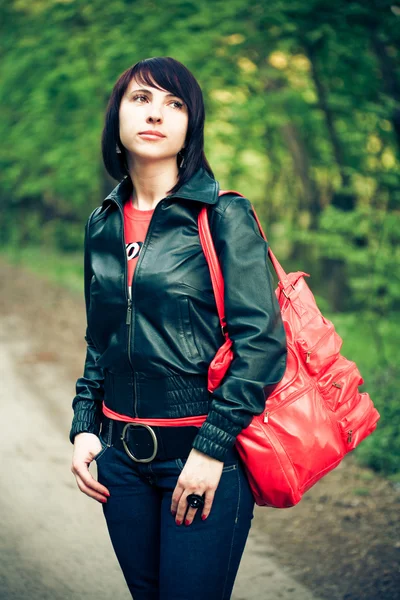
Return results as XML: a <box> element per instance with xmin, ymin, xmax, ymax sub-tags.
<box><xmin>186</xmin><ymin>493</ymin><xmax>205</xmax><ymax>509</ymax></box>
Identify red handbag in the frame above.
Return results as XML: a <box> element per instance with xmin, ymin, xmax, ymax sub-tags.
<box><xmin>197</xmin><ymin>190</ymin><xmax>381</xmax><ymax>508</ymax></box>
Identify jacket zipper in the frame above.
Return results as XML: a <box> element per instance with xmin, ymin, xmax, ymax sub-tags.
<box><xmin>117</xmin><ymin>195</ymin><xmax>171</xmax><ymax>417</ymax></box>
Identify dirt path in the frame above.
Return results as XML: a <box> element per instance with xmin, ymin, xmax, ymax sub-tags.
<box><xmin>0</xmin><ymin>312</ymin><xmax>321</xmax><ymax>600</ymax></box>
<box><xmin>0</xmin><ymin>257</ymin><xmax>398</xmax><ymax>599</ymax></box>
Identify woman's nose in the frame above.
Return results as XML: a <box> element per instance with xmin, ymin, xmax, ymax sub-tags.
<box><xmin>146</xmin><ymin>106</ymin><xmax>163</xmax><ymax>123</ymax></box>
<box><xmin>147</xmin><ymin>114</ymin><xmax>162</xmax><ymax>123</ymax></box>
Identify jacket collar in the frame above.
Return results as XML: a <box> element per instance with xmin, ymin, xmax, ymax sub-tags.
<box><xmin>102</xmin><ymin>167</ymin><xmax>219</xmax><ymax>209</ymax></box>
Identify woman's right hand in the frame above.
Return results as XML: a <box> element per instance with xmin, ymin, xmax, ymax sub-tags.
<box><xmin>71</xmin><ymin>432</ymin><xmax>111</xmax><ymax>503</ymax></box>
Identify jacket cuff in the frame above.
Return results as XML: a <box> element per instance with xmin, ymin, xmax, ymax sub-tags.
<box><xmin>69</xmin><ymin>409</ymin><xmax>101</xmax><ymax>444</ymax></box>
<box><xmin>191</xmin><ymin>410</ymin><xmax>243</xmax><ymax>462</ymax></box>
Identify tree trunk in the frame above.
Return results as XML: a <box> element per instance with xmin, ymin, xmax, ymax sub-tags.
<box><xmin>370</xmin><ymin>28</ymin><xmax>400</xmax><ymax>158</ymax></box>
<box><xmin>280</xmin><ymin>121</ymin><xmax>322</xmax><ymax>228</ymax></box>
<box><xmin>305</xmin><ymin>41</ymin><xmax>356</xmax><ymax>211</ymax></box>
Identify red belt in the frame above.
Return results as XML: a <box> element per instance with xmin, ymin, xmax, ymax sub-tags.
<box><xmin>102</xmin><ymin>401</ymin><xmax>207</xmax><ymax>428</ymax></box>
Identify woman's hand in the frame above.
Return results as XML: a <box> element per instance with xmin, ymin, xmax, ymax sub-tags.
<box><xmin>71</xmin><ymin>432</ymin><xmax>111</xmax><ymax>504</ymax></box>
<box><xmin>170</xmin><ymin>448</ymin><xmax>224</xmax><ymax>526</ymax></box>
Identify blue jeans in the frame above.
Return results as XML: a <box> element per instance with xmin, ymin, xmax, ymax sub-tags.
<box><xmin>96</xmin><ymin>419</ymin><xmax>255</xmax><ymax>600</ymax></box>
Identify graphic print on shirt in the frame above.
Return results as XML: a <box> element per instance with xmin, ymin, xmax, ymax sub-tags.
<box><xmin>126</xmin><ymin>241</ymin><xmax>144</xmax><ymax>262</ymax></box>
<box><xmin>123</xmin><ymin>195</ymin><xmax>154</xmax><ymax>300</ymax></box>
<box><xmin>126</xmin><ymin>241</ymin><xmax>144</xmax><ymax>298</ymax></box>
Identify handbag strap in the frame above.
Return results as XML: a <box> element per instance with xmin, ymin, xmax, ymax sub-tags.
<box><xmin>198</xmin><ymin>190</ymin><xmax>291</xmax><ymax>335</ymax></box>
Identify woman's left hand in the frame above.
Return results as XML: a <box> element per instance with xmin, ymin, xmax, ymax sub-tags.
<box><xmin>170</xmin><ymin>448</ymin><xmax>224</xmax><ymax>526</ymax></box>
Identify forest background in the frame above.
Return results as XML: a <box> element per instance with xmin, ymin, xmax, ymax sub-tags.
<box><xmin>1</xmin><ymin>0</ymin><xmax>399</xmax><ymax>478</ymax></box>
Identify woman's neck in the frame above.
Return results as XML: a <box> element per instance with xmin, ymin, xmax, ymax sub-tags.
<box><xmin>128</xmin><ymin>160</ymin><xmax>179</xmax><ymax>210</ymax></box>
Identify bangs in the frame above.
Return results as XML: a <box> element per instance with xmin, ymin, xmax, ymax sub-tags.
<box><xmin>125</xmin><ymin>60</ymin><xmax>191</xmax><ymax>116</ymax></box>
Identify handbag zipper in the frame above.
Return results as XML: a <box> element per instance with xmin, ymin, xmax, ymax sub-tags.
<box><xmin>329</xmin><ymin>361</ymin><xmax>359</xmax><ymax>391</ymax></box>
<box><xmin>117</xmin><ymin>195</ymin><xmax>171</xmax><ymax>417</ymax></box>
<box><xmin>299</xmin><ymin>323</ymin><xmax>336</xmax><ymax>364</ymax></box>
<box><xmin>264</xmin><ymin>390</ymin><xmax>372</xmax><ymax>445</ymax></box>
<box><xmin>341</xmin><ymin>397</ymin><xmax>374</xmax><ymax>445</ymax></box>
<box><xmin>316</xmin><ymin>360</ymin><xmax>358</xmax><ymax>393</ymax></box>
<box><xmin>263</xmin><ymin>359</ymin><xmax>358</xmax><ymax>424</ymax></box>
<box><xmin>263</xmin><ymin>384</ymin><xmax>314</xmax><ymax>423</ymax></box>
<box><xmin>266</xmin><ymin>360</ymin><xmax>360</xmax><ymax>423</ymax></box>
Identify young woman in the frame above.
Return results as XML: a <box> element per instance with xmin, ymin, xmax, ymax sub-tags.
<box><xmin>70</xmin><ymin>56</ymin><xmax>287</xmax><ymax>600</ymax></box>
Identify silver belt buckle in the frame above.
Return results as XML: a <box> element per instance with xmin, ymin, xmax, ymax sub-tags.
<box><xmin>121</xmin><ymin>423</ymin><xmax>158</xmax><ymax>463</ymax></box>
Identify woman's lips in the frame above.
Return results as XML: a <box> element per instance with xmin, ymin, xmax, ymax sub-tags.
<box><xmin>139</xmin><ymin>132</ymin><xmax>166</xmax><ymax>140</ymax></box>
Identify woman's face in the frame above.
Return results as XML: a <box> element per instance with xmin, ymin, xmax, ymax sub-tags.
<box><xmin>119</xmin><ymin>77</ymin><xmax>189</xmax><ymax>167</ymax></box>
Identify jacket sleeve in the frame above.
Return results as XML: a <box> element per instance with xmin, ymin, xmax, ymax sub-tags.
<box><xmin>69</xmin><ymin>212</ymin><xmax>104</xmax><ymax>444</ymax></box>
<box><xmin>191</xmin><ymin>196</ymin><xmax>288</xmax><ymax>462</ymax></box>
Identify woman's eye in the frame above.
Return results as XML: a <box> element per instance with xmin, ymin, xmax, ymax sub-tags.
<box><xmin>132</xmin><ymin>95</ymin><xmax>184</xmax><ymax>109</ymax></box>
<box><xmin>133</xmin><ymin>94</ymin><xmax>148</xmax><ymax>102</ymax></box>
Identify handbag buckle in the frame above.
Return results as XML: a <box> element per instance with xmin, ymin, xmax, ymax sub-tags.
<box><xmin>280</xmin><ymin>283</ymin><xmax>297</xmax><ymax>299</ymax></box>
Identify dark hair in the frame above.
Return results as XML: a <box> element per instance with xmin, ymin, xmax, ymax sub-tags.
<box><xmin>101</xmin><ymin>56</ymin><xmax>214</xmax><ymax>195</ymax></box>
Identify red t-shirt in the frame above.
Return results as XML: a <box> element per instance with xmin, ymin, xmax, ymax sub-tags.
<box><xmin>123</xmin><ymin>194</ymin><xmax>154</xmax><ymax>299</ymax></box>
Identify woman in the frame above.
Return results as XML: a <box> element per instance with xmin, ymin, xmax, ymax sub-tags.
<box><xmin>70</xmin><ymin>56</ymin><xmax>287</xmax><ymax>600</ymax></box>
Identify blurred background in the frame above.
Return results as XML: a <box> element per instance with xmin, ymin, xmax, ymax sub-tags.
<box><xmin>0</xmin><ymin>1</ymin><xmax>399</xmax><ymax>599</ymax></box>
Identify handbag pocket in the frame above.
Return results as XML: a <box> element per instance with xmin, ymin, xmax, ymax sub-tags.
<box><xmin>317</xmin><ymin>357</ymin><xmax>364</xmax><ymax>413</ymax></box>
<box><xmin>295</xmin><ymin>314</ymin><xmax>342</xmax><ymax>377</ymax></box>
<box><xmin>337</xmin><ymin>393</ymin><xmax>380</xmax><ymax>451</ymax></box>
<box><xmin>262</xmin><ymin>384</ymin><xmax>342</xmax><ymax>493</ymax></box>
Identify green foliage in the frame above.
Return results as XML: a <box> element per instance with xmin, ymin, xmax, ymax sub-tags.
<box><xmin>294</xmin><ymin>204</ymin><xmax>400</xmax><ymax>313</ymax></box>
<box><xmin>0</xmin><ymin>0</ymin><xmax>399</xmax><ymax>476</ymax></box>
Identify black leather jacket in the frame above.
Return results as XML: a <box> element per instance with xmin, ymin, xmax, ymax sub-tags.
<box><xmin>69</xmin><ymin>167</ymin><xmax>287</xmax><ymax>461</ymax></box>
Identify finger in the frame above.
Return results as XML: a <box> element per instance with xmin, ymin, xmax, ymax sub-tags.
<box><xmin>201</xmin><ymin>489</ymin><xmax>215</xmax><ymax>521</ymax></box>
<box><xmin>183</xmin><ymin>506</ymin><xmax>198</xmax><ymax>526</ymax></box>
<box><xmin>72</xmin><ymin>462</ymin><xmax>110</xmax><ymax>498</ymax></box>
<box><xmin>175</xmin><ymin>493</ymin><xmax>190</xmax><ymax>525</ymax></box>
<box><xmin>74</xmin><ymin>473</ymin><xmax>108</xmax><ymax>503</ymax></box>
<box><xmin>170</xmin><ymin>482</ymin><xmax>185</xmax><ymax>515</ymax></box>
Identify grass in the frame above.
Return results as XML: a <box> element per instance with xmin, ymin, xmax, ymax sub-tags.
<box><xmin>1</xmin><ymin>244</ymin><xmax>84</xmax><ymax>295</ymax></box>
